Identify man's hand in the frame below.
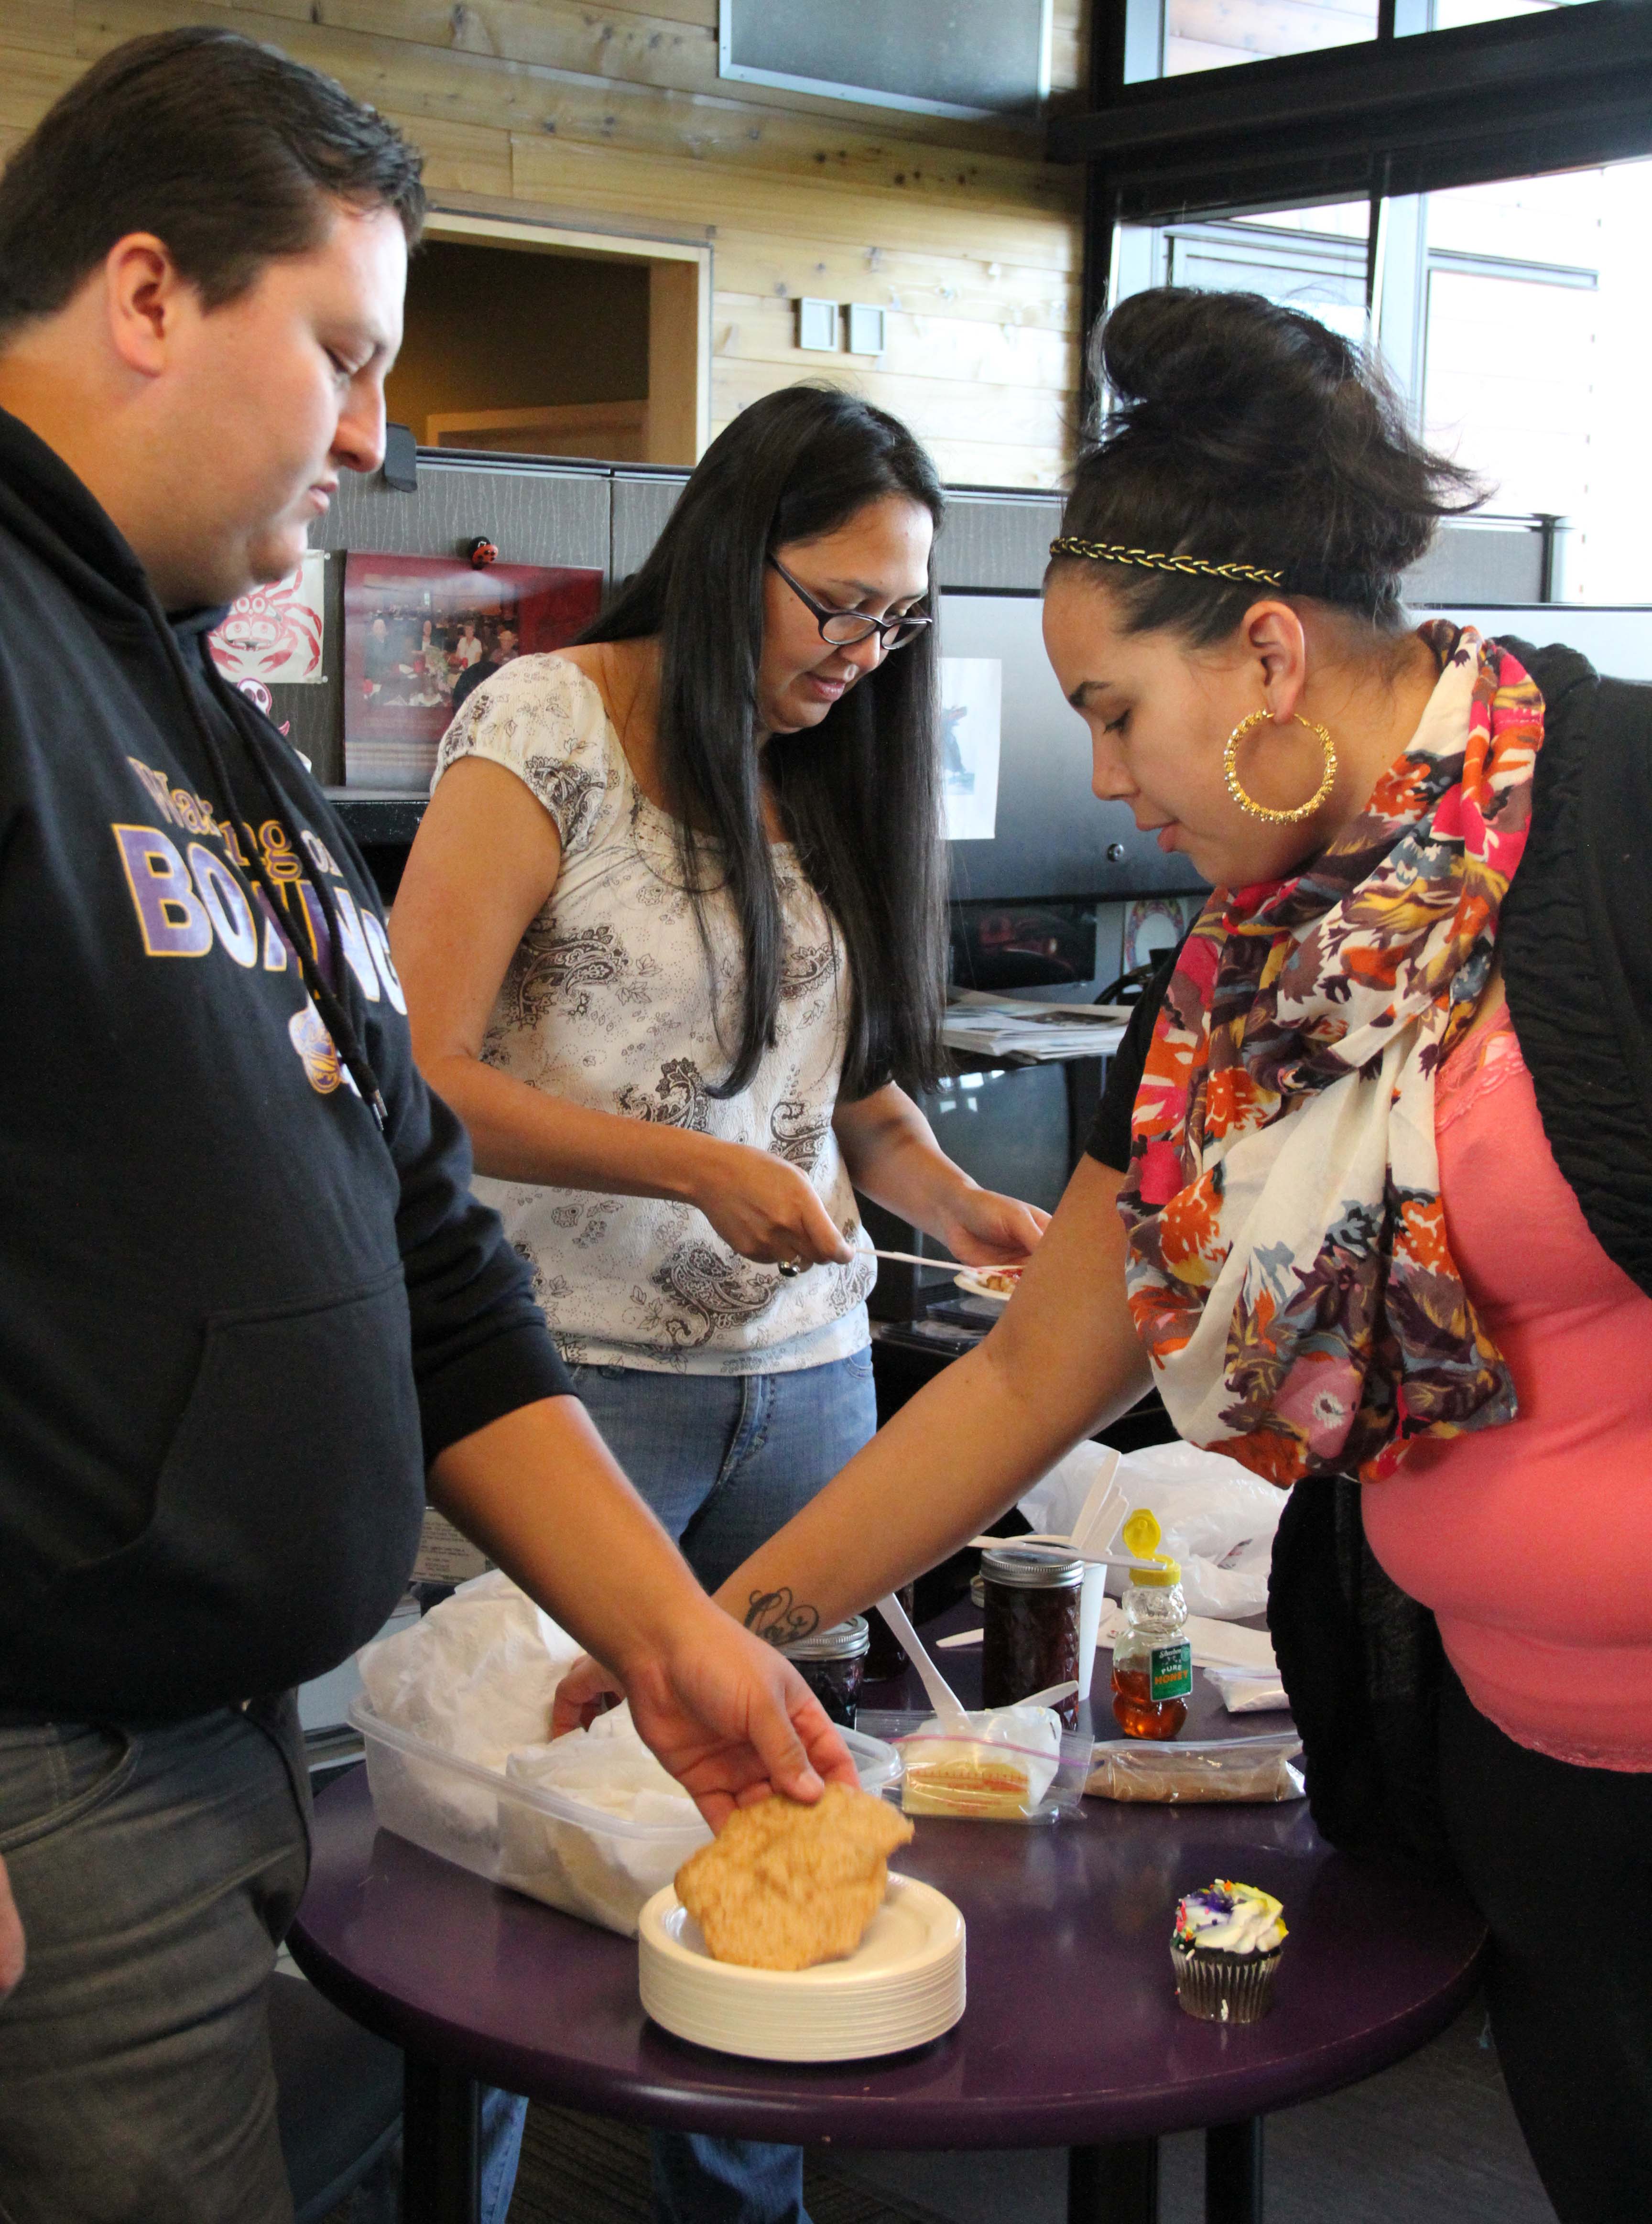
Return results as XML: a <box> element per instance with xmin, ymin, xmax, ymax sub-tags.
<box><xmin>428</xmin><ymin>1397</ymin><xmax>859</xmax><ymax>1833</ymax></box>
<box><xmin>0</xmin><ymin>1854</ymin><xmax>24</xmax><ymax>2003</ymax></box>
<box><xmin>552</xmin><ymin>1650</ymin><xmax>624</xmax><ymax>1734</ymax></box>
<box><xmin>613</xmin><ymin>1606</ymin><xmax>859</xmax><ymax>1831</ymax></box>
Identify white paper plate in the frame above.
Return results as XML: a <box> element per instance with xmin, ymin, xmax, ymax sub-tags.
<box><xmin>953</xmin><ymin>1269</ymin><xmax>1020</xmax><ymax>1304</ymax></box>
<box><xmin>638</xmin><ymin>1874</ymin><xmax>966</xmax><ymax>2061</ymax></box>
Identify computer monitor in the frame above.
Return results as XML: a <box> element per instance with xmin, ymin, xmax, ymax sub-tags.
<box><xmin>937</xmin><ymin>591</ymin><xmax>1207</xmax><ymax>907</ymax></box>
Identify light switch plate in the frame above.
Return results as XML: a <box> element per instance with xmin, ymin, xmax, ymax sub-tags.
<box><xmin>847</xmin><ymin>303</ymin><xmax>888</xmax><ymax>356</ymax></box>
<box><xmin>796</xmin><ymin>297</ymin><xmax>839</xmax><ymax>352</ymax></box>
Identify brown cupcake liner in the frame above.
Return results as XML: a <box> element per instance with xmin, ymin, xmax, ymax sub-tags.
<box><xmin>1169</xmin><ymin>1940</ymin><xmax>1282</xmax><ymax>2023</ymax></box>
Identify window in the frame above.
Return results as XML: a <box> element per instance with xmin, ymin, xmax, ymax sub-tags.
<box><xmin>1110</xmin><ymin>156</ymin><xmax>1652</xmax><ymax>604</ymax></box>
<box><xmin>1402</xmin><ymin>0</ymin><xmax>1582</xmax><ymax>31</ymax></box>
<box><xmin>1403</xmin><ymin>162</ymin><xmax>1652</xmax><ymax>601</ymax></box>
<box><xmin>1156</xmin><ymin>0</ymin><xmax>1378</xmax><ymax>81</ymax></box>
<box><xmin>1112</xmin><ymin>199</ymin><xmax>1370</xmax><ymax>343</ymax></box>
<box><xmin>1069</xmin><ymin>0</ymin><xmax>1652</xmax><ymax>603</ymax></box>
<box><xmin>1124</xmin><ymin>0</ymin><xmax>1586</xmax><ymax>80</ymax></box>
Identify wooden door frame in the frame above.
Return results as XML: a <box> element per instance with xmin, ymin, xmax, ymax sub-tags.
<box><xmin>419</xmin><ymin>207</ymin><xmax>712</xmax><ymax>466</ymax></box>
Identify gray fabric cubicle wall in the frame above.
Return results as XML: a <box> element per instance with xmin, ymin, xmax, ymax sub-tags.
<box><xmin>271</xmin><ymin>453</ymin><xmax>1064</xmax><ymax>787</ymax></box>
<box><xmin>278</xmin><ymin>446</ymin><xmax>1560</xmax><ymax>791</ymax></box>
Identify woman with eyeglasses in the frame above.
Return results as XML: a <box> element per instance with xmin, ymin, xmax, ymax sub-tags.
<box><xmin>391</xmin><ymin>384</ymin><xmax>1044</xmax><ymax>2224</ymax></box>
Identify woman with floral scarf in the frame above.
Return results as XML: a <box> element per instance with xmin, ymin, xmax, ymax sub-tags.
<box><xmin>564</xmin><ymin>289</ymin><xmax>1652</xmax><ymax>2219</ymax></box>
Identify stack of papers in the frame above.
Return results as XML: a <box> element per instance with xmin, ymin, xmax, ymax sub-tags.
<box><xmin>942</xmin><ymin>992</ymin><xmax>1130</xmax><ymax>1063</ymax></box>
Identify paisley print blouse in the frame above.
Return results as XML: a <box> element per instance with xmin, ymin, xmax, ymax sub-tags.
<box><xmin>432</xmin><ymin>654</ymin><xmax>876</xmax><ymax>1374</ymax></box>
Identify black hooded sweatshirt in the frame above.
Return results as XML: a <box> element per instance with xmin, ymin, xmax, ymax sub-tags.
<box><xmin>0</xmin><ymin>407</ymin><xmax>573</xmax><ymax>1721</ymax></box>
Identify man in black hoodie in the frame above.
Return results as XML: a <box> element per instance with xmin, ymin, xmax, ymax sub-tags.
<box><xmin>0</xmin><ymin>31</ymin><xmax>853</xmax><ymax>2222</ymax></box>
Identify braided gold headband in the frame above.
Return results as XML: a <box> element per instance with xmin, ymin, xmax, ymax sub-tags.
<box><xmin>1049</xmin><ymin>537</ymin><xmax>1284</xmax><ymax>588</ymax></box>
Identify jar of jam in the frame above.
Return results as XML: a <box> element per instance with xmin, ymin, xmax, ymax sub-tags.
<box><xmin>980</xmin><ymin>1548</ymin><xmax>1083</xmax><ymax>1728</ymax></box>
<box><xmin>863</xmin><ymin>1584</ymin><xmax>917</xmax><ymax>1680</ymax></box>
<box><xmin>781</xmin><ymin>1616</ymin><xmax>870</xmax><ymax>1728</ymax></box>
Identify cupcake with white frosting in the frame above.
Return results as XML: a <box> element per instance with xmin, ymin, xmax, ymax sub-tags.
<box><xmin>1170</xmin><ymin>1878</ymin><xmax>1287</xmax><ymax>2022</ymax></box>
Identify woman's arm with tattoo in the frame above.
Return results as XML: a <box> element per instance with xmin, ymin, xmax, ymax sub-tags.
<box><xmin>553</xmin><ymin>1158</ymin><xmax>1147</xmax><ymax>1729</ymax></box>
<box><xmin>722</xmin><ymin>1155</ymin><xmax>1151</xmax><ymax>1644</ymax></box>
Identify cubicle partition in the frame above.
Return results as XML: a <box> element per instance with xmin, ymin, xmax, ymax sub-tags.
<box><xmin>282</xmin><ymin>444</ymin><xmax>1628</xmax><ymax>1248</ymax></box>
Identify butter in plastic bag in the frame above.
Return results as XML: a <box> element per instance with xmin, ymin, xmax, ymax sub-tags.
<box><xmin>858</xmin><ymin>1706</ymin><xmax>1091</xmax><ymax>1823</ymax></box>
<box><xmin>1085</xmin><ymin>1732</ymin><xmax>1305</xmax><ymax>1804</ymax></box>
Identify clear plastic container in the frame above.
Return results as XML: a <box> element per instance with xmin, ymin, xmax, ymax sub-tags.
<box><xmin>349</xmin><ymin>1696</ymin><xmax>900</xmax><ymax>1938</ymax></box>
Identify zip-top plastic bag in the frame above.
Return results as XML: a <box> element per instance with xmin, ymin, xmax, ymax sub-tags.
<box><xmin>1085</xmin><ymin>1732</ymin><xmax>1304</xmax><ymax>1804</ymax></box>
<box><xmin>859</xmin><ymin>1705</ymin><xmax>1091</xmax><ymax>1823</ymax></box>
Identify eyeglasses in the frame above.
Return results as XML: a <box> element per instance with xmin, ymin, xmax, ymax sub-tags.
<box><xmin>767</xmin><ymin>557</ymin><xmax>932</xmax><ymax>652</ymax></box>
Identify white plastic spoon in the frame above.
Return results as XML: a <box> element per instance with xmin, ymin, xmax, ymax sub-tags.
<box><xmin>875</xmin><ymin>1591</ymin><xmax>973</xmax><ymax>1736</ymax></box>
<box><xmin>966</xmin><ymin>1533</ymin><xmax>1161</xmax><ymax>1574</ymax></box>
<box><xmin>1018</xmin><ymin>1680</ymin><xmax>1081</xmax><ymax>1712</ymax></box>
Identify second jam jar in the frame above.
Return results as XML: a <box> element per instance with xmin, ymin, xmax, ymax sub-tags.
<box><xmin>980</xmin><ymin>1547</ymin><xmax>1084</xmax><ymax>1728</ymax></box>
<box><xmin>781</xmin><ymin>1615</ymin><xmax>870</xmax><ymax>1728</ymax></box>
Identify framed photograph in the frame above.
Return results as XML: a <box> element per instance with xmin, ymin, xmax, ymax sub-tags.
<box><xmin>343</xmin><ymin>553</ymin><xmax>604</xmax><ymax>791</ymax></box>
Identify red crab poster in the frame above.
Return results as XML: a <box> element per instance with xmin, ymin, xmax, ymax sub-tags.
<box><xmin>208</xmin><ymin>552</ymin><xmax>328</xmax><ymax>687</ymax></box>
<box><xmin>343</xmin><ymin>552</ymin><xmax>603</xmax><ymax>791</ymax></box>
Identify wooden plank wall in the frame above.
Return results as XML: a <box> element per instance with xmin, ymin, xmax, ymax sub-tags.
<box><xmin>0</xmin><ymin>1</ymin><xmax>1090</xmax><ymax>488</ymax></box>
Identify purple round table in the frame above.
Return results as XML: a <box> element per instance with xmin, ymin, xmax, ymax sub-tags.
<box><xmin>288</xmin><ymin>1616</ymin><xmax>1484</xmax><ymax>2224</ymax></box>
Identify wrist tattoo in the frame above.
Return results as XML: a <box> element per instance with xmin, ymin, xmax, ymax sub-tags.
<box><xmin>743</xmin><ymin>1588</ymin><xmax>820</xmax><ymax>1649</ymax></box>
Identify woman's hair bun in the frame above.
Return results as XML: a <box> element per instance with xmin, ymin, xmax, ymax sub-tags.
<box><xmin>1099</xmin><ymin>285</ymin><xmax>1361</xmax><ymax>452</ymax></box>
<box><xmin>1055</xmin><ymin>286</ymin><xmax>1484</xmax><ymax>640</ymax></box>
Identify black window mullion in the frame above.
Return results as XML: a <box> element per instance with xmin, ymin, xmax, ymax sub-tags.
<box><xmin>1058</xmin><ymin>1</ymin><xmax>1652</xmax><ymax>224</ymax></box>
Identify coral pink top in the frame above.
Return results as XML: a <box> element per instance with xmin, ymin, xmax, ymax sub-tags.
<box><xmin>1361</xmin><ymin>1006</ymin><xmax>1652</xmax><ymax>1769</ymax></box>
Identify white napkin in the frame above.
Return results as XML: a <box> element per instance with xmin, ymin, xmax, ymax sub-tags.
<box><xmin>1204</xmin><ymin>1667</ymin><xmax>1291</xmax><ymax>1714</ymax></box>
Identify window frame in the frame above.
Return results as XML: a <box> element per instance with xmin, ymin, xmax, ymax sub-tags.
<box><xmin>1063</xmin><ymin>0</ymin><xmax>1652</xmax><ymax>348</ymax></box>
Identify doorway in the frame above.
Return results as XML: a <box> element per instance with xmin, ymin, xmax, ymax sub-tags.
<box><xmin>384</xmin><ymin>216</ymin><xmax>711</xmax><ymax>467</ymax></box>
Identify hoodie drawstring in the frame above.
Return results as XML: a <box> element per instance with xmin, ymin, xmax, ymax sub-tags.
<box><xmin>141</xmin><ymin>590</ymin><xmax>391</xmax><ymax>1130</ymax></box>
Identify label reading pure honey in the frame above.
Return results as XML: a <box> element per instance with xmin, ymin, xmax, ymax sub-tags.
<box><xmin>1149</xmin><ymin>1640</ymin><xmax>1193</xmax><ymax>1702</ymax></box>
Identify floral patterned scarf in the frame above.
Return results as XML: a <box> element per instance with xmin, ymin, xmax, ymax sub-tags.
<box><xmin>1117</xmin><ymin>624</ymin><xmax>1544</xmax><ymax>1486</ymax></box>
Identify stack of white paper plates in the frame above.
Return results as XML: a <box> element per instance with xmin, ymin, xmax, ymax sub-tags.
<box><xmin>638</xmin><ymin>1875</ymin><xmax>965</xmax><ymax>2062</ymax></box>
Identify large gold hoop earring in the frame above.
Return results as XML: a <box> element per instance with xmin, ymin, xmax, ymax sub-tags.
<box><xmin>1223</xmin><ymin>709</ymin><xmax>1337</xmax><ymax>825</ymax></box>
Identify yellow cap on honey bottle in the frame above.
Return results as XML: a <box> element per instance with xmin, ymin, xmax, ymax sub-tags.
<box><xmin>1120</xmin><ymin>1506</ymin><xmax>1182</xmax><ymax>1587</ymax></box>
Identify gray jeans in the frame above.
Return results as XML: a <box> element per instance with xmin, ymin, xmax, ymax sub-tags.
<box><xmin>0</xmin><ymin>1697</ymin><xmax>310</xmax><ymax>2224</ymax></box>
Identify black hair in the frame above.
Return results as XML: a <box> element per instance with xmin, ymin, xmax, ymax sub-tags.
<box><xmin>0</xmin><ymin>28</ymin><xmax>425</xmax><ymax>339</ymax></box>
<box><xmin>1050</xmin><ymin>287</ymin><xmax>1485</xmax><ymax>642</ymax></box>
<box><xmin>582</xmin><ymin>384</ymin><xmax>946</xmax><ymax>1101</ymax></box>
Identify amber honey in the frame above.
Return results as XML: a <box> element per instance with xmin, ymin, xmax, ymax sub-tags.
<box><xmin>1111</xmin><ymin>1664</ymin><xmax>1188</xmax><ymax>1740</ymax></box>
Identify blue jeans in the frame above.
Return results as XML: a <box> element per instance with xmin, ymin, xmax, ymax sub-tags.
<box><xmin>571</xmin><ymin>1348</ymin><xmax>878</xmax><ymax>1596</ymax></box>
<box><xmin>0</xmin><ymin>1699</ymin><xmax>310</xmax><ymax>2224</ymax></box>
<box><xmin>484</xmin><ymin>1351</ymin><xmax>877</xmax><ymax>2224</ymax></box>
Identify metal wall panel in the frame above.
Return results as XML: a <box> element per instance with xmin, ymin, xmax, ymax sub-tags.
<box><xmin>1402</xmin><ymin>523</ymin><xmax>1546</xmax><ymax>607</ymax></box>
<box><xmin>610</xmin><ymin>471</ymin><xmax>688</xmax><ymax>585</ymax></box>
<box><xmin>936</xmin><ymin>491</ymin><xmax>1064</xmax><ymax>592</ymax></box>
<box><xmin>312</xmin><ymin>455</ymin><xmax>611</xmax><ymax>572</ymax></box>
<box><xmin>721</xmin><ymin>0</ymin><xmax>1052</xmax><ymax>119</ymax></box>
<box><xmin>610</xmin><ymin>478</ymin><xmax>1062</xmax><ymax>595</ymax></box>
